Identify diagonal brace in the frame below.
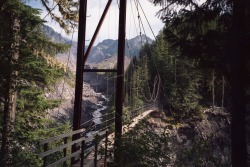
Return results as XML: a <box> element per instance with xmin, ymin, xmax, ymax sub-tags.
<box><xmin>83</xmin><ymin>0</ymin><xmax>113</xmax><ymax>65</ymax></box>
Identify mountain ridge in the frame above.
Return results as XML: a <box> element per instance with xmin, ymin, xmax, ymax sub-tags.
<box><xmin>87</xmin><ymin>34</ymin><xmax>152</xmax><ymax>64</ymax></box>
<box><xmin>41</xmin><ymin>25</ymin><xmax>153</xmax><ymax>67</ymax></box>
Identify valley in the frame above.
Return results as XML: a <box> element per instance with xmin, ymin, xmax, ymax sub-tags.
<box><xmin>42</xmin><ymin>25</ymin><xmax>152</xmax><ymax>128</ymax></box>
<box><xmin>1</xmin><ymin>0</ymin><xmax>249</xmax><ymax>166</ymax></box>
<box><xmin>43</xmin><ymin>25</ymin><xmax>233</xmax><ymax>166</ymax></box>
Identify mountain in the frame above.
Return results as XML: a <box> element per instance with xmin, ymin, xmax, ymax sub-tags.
<box><xmin>41</xmin><ymin>25</ymin><xmax>153</xmax><ymax>69</ymax></box>
<box><xmin>41</xmin><ymin>25</ymin><xmax>77</xmax><ymax>72</ymax></box>
<box><xmin>41</xmin><ymin>24</ymin><xmax>68</xmax><ymax>43</ymax></box>
<box><xmin>87</xmin><ymin>35</ymin><xmax>153</xmax><ymax>64</ymax></box>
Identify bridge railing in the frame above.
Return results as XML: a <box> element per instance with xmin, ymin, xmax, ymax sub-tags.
<box><xmin>37</xmin><ymin>104</ymin><xmax>157</xmax><ymax>167</ymax></box>
<box><xmin>130</xmin><ymin>103</ymin><xmax>157</xmax><ymax>119</ymax></box>
<box><xmin>37</xmin><ymin>127</ymin><xmax>110</xmax><ymax>167</ymax></box>
<box><xmin>37</xmin><ymin>128</ymin><xmax>85</xmax><ymax>167</ymax></box>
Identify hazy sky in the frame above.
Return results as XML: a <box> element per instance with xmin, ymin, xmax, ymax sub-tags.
<box><xmin>29</xmin><ymin>0</ymin><xmax>164</xmax><ymax>45</ymax></box>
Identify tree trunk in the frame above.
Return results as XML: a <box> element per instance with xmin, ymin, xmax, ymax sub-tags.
<box><xmin>212</xmin><ymin>68</ymin><xmax>215</xmax><ymax>110</ymax></box>
<box><xmin>174</xmin><ymin>57</ymin><xmax>177</xmax><ymax>84</ymax></box>
<box><xmin>221</xmin><ymin>75</ymin><xmax>225</xmax><ymax>108</ymax></box>
<box><xmin>1</xmin><ymin>14</ymin><xmax>20</xmax><ymax>167</ymax></box>
<box><xmin>231</xmin><ymin>0</ymin><xmax>248</xmax><ymax>166</ymax></box>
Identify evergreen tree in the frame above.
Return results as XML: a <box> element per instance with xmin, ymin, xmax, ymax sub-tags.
<box><xmin>1</xmin><ymin>1</ymin><xmax>23</xmax><ymax>165</ymax></box>
<box><xmin>0</xmin><ymin>1</ymin><xmax>73</xmax><ymax>166</ymax></box>
<box><xmin>126</xmin><ymin>29</ymin><xmax>203</xmax><ymax>118</ymax></box>
<box><xmin>149</xmin><ymin>0</ymin><xmax>250</xmax><ymax>165</ymax></box>
<box><xmin>40</xmin><ymin>0</ymin><xmax>78</xmax><ymax>33</ymax></box>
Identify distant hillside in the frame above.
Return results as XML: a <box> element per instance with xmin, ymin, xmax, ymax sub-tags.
<box><xmin>41</xmin><ymin>25</ymin><xmax>77</xmax><ymax>72</ymax></box>
<box><xmin>41</xmin><ymin>25</ymin><xmax>153</xmax><ymax>69</ymax></box>
<box><xmin>41</xmin><ymin>24</ymin><xmax>69</xmax><ymax>43</ymax></box>
<box><xmin>87</xmin><ymin>35</ymin><xmax>153</xmax><ymax>64</ymax></box>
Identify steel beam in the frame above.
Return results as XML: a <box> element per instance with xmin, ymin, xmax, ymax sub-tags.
<box><xmin>83</xmin><ymin>69</ymin><xmax>117</xmax><ymax>73</ymax></box>
<box><xmin>114</xmin><ymin>0</ymin><xmax>127</xmax><ymax>166</ymax></box>
<box><xmin>72</xmin><ymin>0</ymin><xmax>87</xmax><ymax>161</ymax></box>
<box><xmin>83</xmin><ymin>0</ymin><xmax>113</xmax><ymax>65</ymax></box>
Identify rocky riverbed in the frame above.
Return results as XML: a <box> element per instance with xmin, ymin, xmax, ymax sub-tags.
<box><xmin>46</xmin><ymin>76</ymin><xmax>110</xmax><ymax>127</ymax></box>
<box><xmin>145</xmin><ymin>107</ymin><xmax>231</xmax><ymax>166</ymax></box>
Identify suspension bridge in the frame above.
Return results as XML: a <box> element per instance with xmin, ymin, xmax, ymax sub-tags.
<box><xmin>36</xmin><ymin>0</ymin><xmax>161</xmax><ymax>166</ymax></box>
<box><xmin>37</xmin><ymin>104</ymin><xmax>157</xmax><ymax>167</ymax></box>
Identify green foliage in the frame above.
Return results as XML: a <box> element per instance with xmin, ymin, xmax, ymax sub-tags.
<box><xmin>126</xmin><ymin>31</ymin><xmax>202</xmax><ymax>117</ymax></box>
<box><xmin>12</xmin><ymin>122</ymin><xmax>71</xmax><ymax>167</ymax></box>
<box><xmin>12</xmin><ymin>149</ymin><xmax>43</xmax><ymax>167</ymax></box>
<box><xmin>168</xmin><ymin>57</ymin><xmax>202</xmax><ymax>115</ymax></box>
<box><xmin>147</xmin><ymin>0</ymin><xmax>234</xmax><ymax>110</ymax></box>
<box><xmin>40</xmin><ymin>0</ymin><xmax>79</xmax><ymax>33</ymax></box>
<box><xmin>121</xmin><ymin>121</ymin><xmax>171</xmax><ymax>167</ymax></box>
<box><xmin>126</xmin><ymin>0</ymin><xmax>233</xmax><ymax>117</ymax></box>
<box><xmin>126</xmin><ymin>49</ymin><xmax>152</xmax><ymax>109</ymax></box>
<box><xmin>15</xmin><ymin>87</ymin><xmax>62</xmax><ymax>142</ymax></box>
<box><xmin>18</xmin><ymin>53</ymin><xmax>65</xmax><ymax>86</ymax></box>
<box><xmin>0</xmin><ymin>0</ymin><xmax>72</xmax><ymax>166</ymax></box>
<box><xmin>162</xmin><ymin>4</ymin><xmax>231</xmax><ymax>73</ymax></box>
<box><xmin>175</xmin><ymin>136</ymin><xmax>231</xmax><ymax>167</ymax></box>
<box><xmin>124</xmin><ymin>0</ymin><xmax>242</xmax><ymax>166</ymax></box>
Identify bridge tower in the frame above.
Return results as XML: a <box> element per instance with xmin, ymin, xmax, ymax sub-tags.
<box><xmin>72</xmin><ymin>0</ymin><xmax>127</xmax><ymax>165</ymax></box>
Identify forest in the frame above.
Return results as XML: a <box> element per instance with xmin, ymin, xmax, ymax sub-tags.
<box><xmin>0</xmin><ymin>0</ymin><xmax>250</xmax><ymax>167</ymax></box>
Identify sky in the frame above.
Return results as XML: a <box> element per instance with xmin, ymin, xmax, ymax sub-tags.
<box><xmin>28</xmin><ymin>0</ymin><xmax>165</xmax><ymax>45</ymax></box>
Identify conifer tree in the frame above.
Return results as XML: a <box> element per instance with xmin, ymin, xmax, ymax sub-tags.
<box><xmin>0</xmin><ymin>0</ymin><xmax>73</xmax><ymax>166</ymax></box>
<box><xmin>150</xmin><ymin>0</ymin><xmax>250</xmax><ymax>165</ymax></box>
<box><xmin>0</xmin><ymin>1</ymin><xmax>21</xmax><ymax>165</ymax></box>
<box><xmin>126</xmin><ymin>30</ymin><xmax>202</xmax><ymax>117</ymax></box>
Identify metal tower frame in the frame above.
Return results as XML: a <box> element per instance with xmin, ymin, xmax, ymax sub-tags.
<box><xmin>72</xmin><ymin>0</ymin><xmax>127</xmax><ymax>165</ymax></box>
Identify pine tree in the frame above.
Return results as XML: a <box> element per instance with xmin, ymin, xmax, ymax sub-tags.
<box><xmin>150</xmin><ymin>0</ymin><xmax>250</xmax><ymax>165</ymax></box>
<box><xmin>126</xmin><ymin>30</ymin><xmax>202</xmax><ymax>118</ymax></box>
<box><xmin>0</xmin><ymin>1</ymin><xmax>71</xmax><ymax>166</ymax></box>
<box><xmin>146</xmin><ymin>31</ymin><xmax>202</xmax><ymax>117</ymax></box>
<box><xmin>0</xmin><ymin>1</ymin><xmax>21</xmax><ymax>165</ymax></box>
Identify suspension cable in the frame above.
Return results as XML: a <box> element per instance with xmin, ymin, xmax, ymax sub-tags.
<box><xmin>137</xmin><ymin>1</ymin><xmax>156</xmax><ymax>39</ymax></box>
<box><xmin>57</xmin><ymin>27</ymin><xmax>76</xmax><ymax>116</ymax></box>
<box><xmin>129</xmin><ymin>0</ymin><xmax>139</xmax><ymax>37</ymax></box>
<box><xmin>134</xmin><ymin>0</ymin><xmax>143</xmax><ymax>45</ymax></box>
<box><xmin>132</xmin><ymin>1</ymin><xmax>182</xmax><ymax>137</ymax></box>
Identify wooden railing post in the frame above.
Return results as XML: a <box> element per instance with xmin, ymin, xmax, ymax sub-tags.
<box><xmin>43</xmin><ymin>143</ymin><xmax>48</xmax><ymax>167</ymax></box>
<box><xmin>104</xmin><ymin>130</ymin><xmax>108</xmax><ymax>167</ymax></box>
<box><xmin>38</xmin><ymin>128</ymin><xmax>86</xmax><ymax>167</ymax></box>
<box><xmin>63</xmin><ymin>137</ymin><xmax>68</xmax><ymax>167</ymax></box>
<box><xmin>80</xmin><ymin>140</ymin><xmax>85</xmax><ymax>167</ymax></box>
